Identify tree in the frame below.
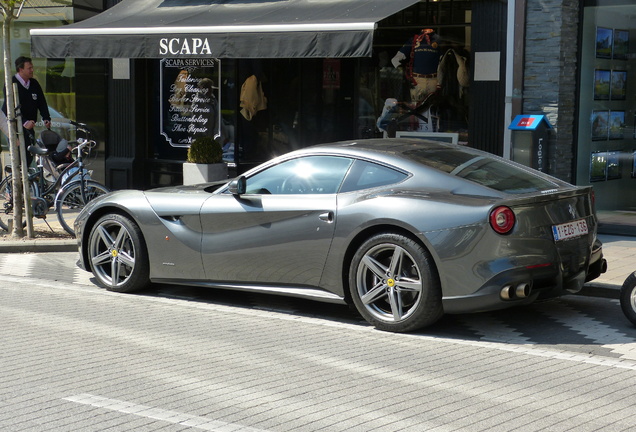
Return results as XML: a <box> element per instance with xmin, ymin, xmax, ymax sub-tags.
<box><xmin>0</xmin><ymin>0</ymin><xmax>28</xmax><ymax>238</ymax></box>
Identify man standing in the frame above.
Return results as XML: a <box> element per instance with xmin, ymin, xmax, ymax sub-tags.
<box><xmin>2</xmin><ymin>56</ymin><xmax>51</xmax><ymax>166</ymax></box>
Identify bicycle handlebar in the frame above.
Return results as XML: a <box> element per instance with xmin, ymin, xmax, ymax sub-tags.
<box><xmin>69</xmin><ymin>120</ymin><xmax>89</xmax><ymax>130</ymax></box>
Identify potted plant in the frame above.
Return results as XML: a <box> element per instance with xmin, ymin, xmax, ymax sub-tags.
<box><xmin>182</xmin><ymin>136</ymin><xmax>228</xmax><ymax>185</ymax></box>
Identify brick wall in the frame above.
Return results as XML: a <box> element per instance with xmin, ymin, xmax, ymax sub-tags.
<box><xmin>523</xmin><ymin>0</ymin><xmax>579</xmax><ymax>182</ymax></box>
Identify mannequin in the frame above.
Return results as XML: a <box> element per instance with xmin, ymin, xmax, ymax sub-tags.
<box><xmin>392</xmin><ymin>28</ymin><xmax>441</xmax><ymax>102</ymax></box>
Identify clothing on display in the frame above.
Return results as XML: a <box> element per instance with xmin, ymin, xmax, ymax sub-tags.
<box><xmin>240</xmin><ymin>75</ymin><xmax>268</xmax><ymax>121</ymax></box>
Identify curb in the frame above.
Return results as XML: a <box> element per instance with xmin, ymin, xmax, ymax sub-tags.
<box><xmin>577</xmin><ymin>282</ymin><xmax>620</xmax><ymax>299</ymax></box>
<box><xmin>0</xmin><ymin>240</ymin><xmax>77</xmax><ymax>253</ymax></box>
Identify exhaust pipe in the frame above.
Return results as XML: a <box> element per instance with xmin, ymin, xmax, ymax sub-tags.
<box><xmin>500</xmin><ymin>285</ymin><xmax>513</xmax><ymax>300</ymax></box>
<box><xmin>500</xmin><ymin>282</ymin><xmax>532</xmax><ymax>300</ymax></box>
<box><xmin>516</xmin><ymin>282</ymin><xmax>531</xmax><ymax>298</ymax></box>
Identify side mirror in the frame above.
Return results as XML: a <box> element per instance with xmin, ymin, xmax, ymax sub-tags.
<box><xmin>228</xmin><ymin>176</ymin><xmax>246</xmax><ymax>195</ymax></box>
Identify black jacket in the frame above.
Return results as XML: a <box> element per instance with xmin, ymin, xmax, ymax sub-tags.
<box><xmin>2</xmin><ymin>75</ymin><xmax>51</xmax><ymax>123</ymax></box>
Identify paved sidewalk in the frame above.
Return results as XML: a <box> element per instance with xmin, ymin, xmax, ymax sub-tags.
<box><xmin>586</xmin><ymin>234</ymin><xmax>634</xmax><ymax>295</ymax></box>
<box><xmin>0</xmin><ymin>217</ymin><xmax>76</xmax><ymax>253</ymax></box>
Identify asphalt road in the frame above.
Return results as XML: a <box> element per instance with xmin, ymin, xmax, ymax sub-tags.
<box><xmin>1</xmin><ymin>252</ymin><xmax>635</xmax><ymax>431</ymax></box>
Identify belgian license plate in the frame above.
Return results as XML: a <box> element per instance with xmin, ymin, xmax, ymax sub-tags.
<box><xmin>552</xmin><ymin>219</ymin><xmax>588</xmax><ymax>241</ymax></box>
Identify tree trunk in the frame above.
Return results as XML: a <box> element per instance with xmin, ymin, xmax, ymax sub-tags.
<box><xmin>2</xmin><ymin>13</ymin><xmax>24</xmax><ymax>237</ymax></box>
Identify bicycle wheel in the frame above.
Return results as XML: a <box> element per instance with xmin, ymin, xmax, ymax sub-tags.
<box><xmin>56</xmin><ymin>180</ymin><xmax>109</xmax><ymax>236</ymax></box>
<box><xmin>0</xmin><ymin>176</ymin><xmax>13</xmax><ymax>231</ymax></box>
<box><xmin>0</xmin><ymin>175</ymin><xmax>39</xmax><ymax>231</ymax></box>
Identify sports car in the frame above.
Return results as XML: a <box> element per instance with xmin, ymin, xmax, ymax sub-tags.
<box><xmin>75</xmin><ymin>138</ymin><xmax>606</xmax><ymax>332</ymax></box>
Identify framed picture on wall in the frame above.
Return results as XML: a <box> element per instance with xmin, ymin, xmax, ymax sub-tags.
<box><xmin>610</xmin><ymin>70</ymin><xmax>627</xmax><ymax>100</ymax></box>
<box><xmin>607</xmin><ymin>151</ymin><xmax>621</xmax><ymax>180</ymax></box>
<box><xmin>591</xmin><ymin>110</ymin><xmax>609</xmax><ymax>140</ymax></box>
<box><xmin>596</xmin><ymin>27</ymin><xmax>613</xmax><ymax>59</ymax></box>
<box><xmin>609</xmin><ymin>111</ymin><xmax>625</xmax><ymax>140</ymax></box>
<box><xmin>594</xmin><ymin>69</ymin><xmax>610</xmax><ymax>100</ymax></box>
<box><xmin>590</xmin><ymin>151</ymin><xmax>607</xmax><ymax>182</ymax></box>
<box><xmin>613</xmin><ymin>29</ymin><xmax>629</xmax><ymax>60</ymax></box>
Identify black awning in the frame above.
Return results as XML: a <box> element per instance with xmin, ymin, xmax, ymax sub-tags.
<box><xmin>31</xmin><ymin>0</ymin><xmax>419</xmax><ymax>59</ymax></box>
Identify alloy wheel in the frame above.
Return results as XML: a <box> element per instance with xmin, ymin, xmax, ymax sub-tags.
<box><xmin>89</xmin><ymin>219</ymin><xmax>137</xmax><ymax>289</ymax></box>
<box><xmin>355</xmin><ymin>243</ymin><xmax>424</xmax><ymax>323</ymax></box>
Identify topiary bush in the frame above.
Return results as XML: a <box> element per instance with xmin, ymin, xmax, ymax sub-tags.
<box><xmin>186</xmin><ymin>136</ymin><xmax>223</xmax><ymax>164</ymax></box>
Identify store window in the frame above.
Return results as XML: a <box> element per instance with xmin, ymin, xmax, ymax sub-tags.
<box><xmin>364</xmin><ymin>0</ymin><xmax>472</xmax><ymax>144</ymax></box>
<box><xmin>150</xmin><ymin>1</ymin><xmax>476</xmax><ymax>182</ymax></box>
<box><xmin>232</xmin><ymin>58</ymin><xmax>355</xmax><ymax>168</ymax></box>
<box><xmin>1</xmin><ymin>3</ymin><xmax>76</xmax><ymax>150</ymax></box>
<box><xmin>1</xmin><ymin>2</ymin><xmax>108</xmax><ymax>184</ymax></box>
<box><xmin>578</xmin><ymin>1</ymin><xmax>636</xmax><ymax>220</ymax></box>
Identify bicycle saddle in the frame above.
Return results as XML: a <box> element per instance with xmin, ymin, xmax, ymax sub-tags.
<box><xmin>28</xmin><ymin>145</ymin><xmax>49</xmax><ymax>156</ymax></box>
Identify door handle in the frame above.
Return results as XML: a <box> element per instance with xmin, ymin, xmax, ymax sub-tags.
<box><xmin>319</xmin><ymin>212</ymin><xmax>334</xmax><ymax>223</ymax></box>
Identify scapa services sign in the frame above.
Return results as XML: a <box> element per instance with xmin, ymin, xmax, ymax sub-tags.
<box><xmin>159</xmin><ymin>58</ymin><xmax>221</xmax><ymax>147</ymax></box>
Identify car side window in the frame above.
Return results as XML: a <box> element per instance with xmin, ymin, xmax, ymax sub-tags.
<box><xmin>245</xmin><ymin>156</ymin><xmax>353</xmax><ymax>195</ymax></box>
<box><xmin>340</xmin><ymin>160</ymin><xmax>408</xmax><ymax>193</ymax></box>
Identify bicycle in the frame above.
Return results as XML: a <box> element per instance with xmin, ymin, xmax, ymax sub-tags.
<box><xmin>0</xmin><ymin>121</ymin><xmax>110</xmax><ymax>236</ymax></box>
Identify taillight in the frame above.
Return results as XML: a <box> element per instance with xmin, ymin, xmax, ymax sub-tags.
<box><xmin>490</xmin><ymin>206</ymin><xmax>515</xmax><ymax>234</ymax></box>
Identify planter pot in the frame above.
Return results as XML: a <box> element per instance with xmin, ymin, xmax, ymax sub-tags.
<box><xmin>182</xmin><ymin>162</ymin><xmax>228</xmax><ymax>185</ymax></box>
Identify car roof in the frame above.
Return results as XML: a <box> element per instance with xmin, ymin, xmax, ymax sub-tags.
<box><xmin>272</xmin><ymin>138</ymin><xmax>573</xmax><ymax>194</ymax></box>
<box><xmin>284</xmin><ymin>138</ymin><xmax>449</xmax><ymax>166</ymax></box>
<box><xmin>312</xmin><ymin>137</ymin><xmax>448</xmax><ymax>154</ymax></box>
<box><xmin>283</xmin><ymin>138</ymin><xmax>503</xmax><ymax>173</ymax></box>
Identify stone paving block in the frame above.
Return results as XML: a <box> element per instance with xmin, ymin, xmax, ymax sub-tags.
<box><xmin>2</xmin><ymin>249</ymin><xmax>636</xmax><ymax>432</ymax></box>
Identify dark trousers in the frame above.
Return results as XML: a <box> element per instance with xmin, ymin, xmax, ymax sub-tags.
<box><xmin>22</xmin><ymin>127</ymin><xmax>35</xmax><ymax>167</ymax></box>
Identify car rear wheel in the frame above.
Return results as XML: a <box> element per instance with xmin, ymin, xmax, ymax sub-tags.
<box><xmin>620</xmin><ymin>272</ymin><xmax>636</xmax><ymax>326</ymax></box>
<box><xmin>349</xmin><ymin>233</ymin><xmax>443</xmax><ymax>332</ymax></box>
<box><xmin>88</xmin><ymin>213</ymin><xmax>149</xmax><ymax>293</ymax></box>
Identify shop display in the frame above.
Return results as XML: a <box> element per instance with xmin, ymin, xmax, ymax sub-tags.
<box><xmin>378</xmin><ymin>28</ymin><xmax>470</xmax><ymax>139</ymax></box>
<box><xmin>610</xmin><ymin>70</ymin><xmax>627</xmax><ymax>100</ymax></box>
<box><xmin>590</xmin><ymin>151</ymin><xmax>607</xmax><ymax>182</ymax></box>
<box><xmin>607</xmin><ymin>151</ymin><xmax>621</xmax><ymax>180</ymax></box>
<box><xmin>588</xmin><ymin>26</ymin><xmax>632</xmax><ymax>183</ymax></box>
<box><xmin>591</xmin><ymin>110</ymin><xmax>609</xmax><ymax>140</ymax></box>
<box><xmin>613</xmin><ymin>29</ymin><xmax>629</xmax><ymax>60</ymax></box>
<box><xmin>595</xmin><ymin>27</ymin><xmax>613</xmax><ymax>59</ymax></box>
<box><xmin>609</xmin><ymin>111</ymin><xmax>625</xmax><ymax>140</ymax></box>
<box><xmin>593</xmin><ymin>69</ymin><xmax>610</xmax><ymax>100</ymax></box>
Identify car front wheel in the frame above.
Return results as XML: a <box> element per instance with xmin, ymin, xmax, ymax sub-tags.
<box><xmin>349</xmin><ymin>233</ymin><xmax>443</xmax><ymax>332</ymax></box>
<box><xmin>620</xmin><ymin>272</ymin><xmax>636</xmax><ymax>326</ymax></box>
<box><xmin>87</xmin><ymin>213</ymin><xmax>149</xmax><ymax>293</ymax></box>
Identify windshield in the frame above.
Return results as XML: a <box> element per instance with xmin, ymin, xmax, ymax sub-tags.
<box><xmin>404</xmin><ymin>148</ymin><xmax>559</xmax><ymax>194</ymax></box>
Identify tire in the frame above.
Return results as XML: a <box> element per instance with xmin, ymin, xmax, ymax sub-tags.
<box><xmin>620</xmin><ymin>272</ymin><xmax>636</xmax><ymax>326</ymax></box>
<box><xmin>56</xmin><ymin>180</ymin><xmax>109</xmax><ymax>236</ymax></box>
<box><xmin>0</xmin><ymin>175</ymin><xmax>39</xmax><ymax>231</ymax></box>
<box><xmin>349</xmin><ymin>233</ymin><xmax>443</xmax><ymax>332</ymax></box>
<box><xmin>87</xmin><ymin>213</ymin><xmax>150</xmax><ymax>293</ymax></box>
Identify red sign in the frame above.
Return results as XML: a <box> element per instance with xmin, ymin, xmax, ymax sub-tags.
<box><xmin>516</xmin><ymin>117</ymin><xmax>536</xmax><ymax>128</ymax></box>
<box><xmin>322</xmin><ymin>59</ymin><xmax>341</xmax><ymax>90</ymax></box>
